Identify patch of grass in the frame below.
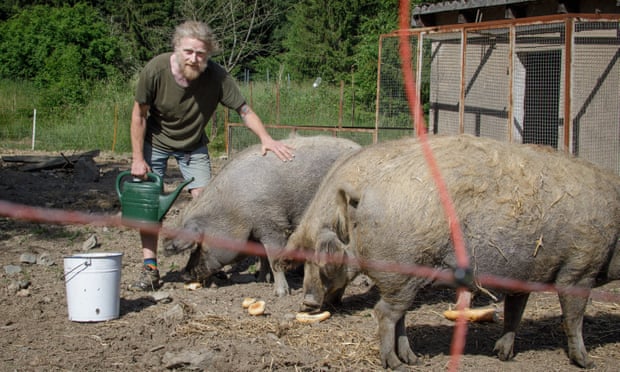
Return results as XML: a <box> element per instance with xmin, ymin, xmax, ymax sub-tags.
<box><xmin>29</xmin><ymin>224</ymin><xmax>82</xmax><ymax>240</ymax></box>
<box><xmin>0</xmin><ymin>78</ymin><xmax>375</xmax><ymax>155</ymax></box>
<box><xmin>247</xmin><ymin>263</ymin><xmax>258</xmax><ymax>274</ymax></box>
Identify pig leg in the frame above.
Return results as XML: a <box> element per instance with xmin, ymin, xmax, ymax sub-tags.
<box><xmin>494</xmin><ymin>292</ymin><xmax>529</xmax><ymax>361</ymax></box>
<box><xmin>256</xmin><ymin>255</ymin><xmax>271</xmax><ymax>282</ymax></box>
<box><xmin>374</xmin><ymin>298</ymin><xmax>418</xmax><ymax>370</ymax></box>
<box><xmin>558</xmin><ymin>291</ymin><xmax>593</xmax><ymax>368</ymax></box>
<box><xmin>264</xmin><ymin>243</ymin><xmax>290</xmax><ymax>297</ymax></box>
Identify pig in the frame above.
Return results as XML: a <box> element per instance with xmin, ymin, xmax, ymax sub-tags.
<box><xmin>164</xmin><ymin>135</ymin><xmax>360</xmax><ymax>297</ymax></box>
<box><xmin>283</xmin><ymin>134</ymin><xmax>620</xmax><ymax>370</ymax></box>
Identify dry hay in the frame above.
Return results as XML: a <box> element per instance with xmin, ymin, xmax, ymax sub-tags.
<box><xmin>175</xmin><ymin>310</ymin><xmax>382</xmax><ymax>370</ymax></box>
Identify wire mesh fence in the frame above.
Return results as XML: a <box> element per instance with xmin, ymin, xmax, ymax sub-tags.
<box><xmin>377</xmin><ymin>14</ymin><xmax>620</xmax><ymax>175</ymax></box>
<box><xmin>225</xmin><ymin>80</ymin><xmax>378</xmax><ymax>156</ymax></box>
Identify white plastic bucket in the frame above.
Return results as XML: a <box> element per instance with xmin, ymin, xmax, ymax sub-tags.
<box><xmin>63</xmin><ymin>252</ymin><xmax>123</xmax><ymax>322</ymax></box>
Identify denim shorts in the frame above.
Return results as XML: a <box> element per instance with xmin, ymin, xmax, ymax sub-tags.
<box><xmin>143</xmin><ymin>142</ymin><xmax>212</xmax><ymax>190</ymax></box>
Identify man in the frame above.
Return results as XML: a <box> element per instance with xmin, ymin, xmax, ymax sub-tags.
<box><xmin>128</xmin><ymin>20</ymin><xmax>294</xmax><ymax>291</ymax></box>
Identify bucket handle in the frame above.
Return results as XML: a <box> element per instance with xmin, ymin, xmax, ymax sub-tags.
<box><xmin>61</xmin><ymin>258</ymin><xmax>92</xmax><ymax>282</ymax></box>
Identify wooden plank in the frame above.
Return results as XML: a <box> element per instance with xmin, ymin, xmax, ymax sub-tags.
<box><xmin>3</xmin><ymin>155</ymin><xmax>59</xmax><ymax>163</ymax></box>
<box><xmin>19</xmin><ymin>158</ymin><xmax>71</xmax><ymax>171</ymax></box>
<box><xmin>2</xmin><ymin>150</ymin><xmax>100</xmax><ymax>164</ymax></box>
<box><xmin>1</xmin><ymin>150</ymin><xmax>101</xmax><ymax>171</ymax></box>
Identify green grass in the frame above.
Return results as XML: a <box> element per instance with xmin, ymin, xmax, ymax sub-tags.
<box><xmin>0</xmin><ymin>79</ymin><xmax>134</xmax><ymax>153</ymax></box>
<box><xmin>0</xmin><ymin>78</ymin><xmax>377</xmax><ymax>156</ymax></box>
<box><xmin>239</xmin><ymin>80</ymin><xmax>375</xmax><ymax>128</ymax></box>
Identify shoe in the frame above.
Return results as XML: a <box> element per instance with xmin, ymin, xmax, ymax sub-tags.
<box><xmin>128</xmin><ymin>266</ymin><xmax>161</xmax><ymax>291</ymax></box>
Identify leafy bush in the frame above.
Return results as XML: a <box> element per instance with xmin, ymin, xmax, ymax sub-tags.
<box><xmin>0</xmin><ymin>4</ymin><xmax>128</xmax><ymax>106</ymax></box>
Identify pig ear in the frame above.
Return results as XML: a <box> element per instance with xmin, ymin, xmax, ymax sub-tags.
<box><xmin>315</xmin><ymin>229</ymin><xmax>346</xmax><ymax>268</ymax></box>
<box><xmin>273</xmin><ymin>232</ymin><xmax>303</xmax><ymax>271</ymax></box>
<box><xmin>335</xmin><ymin>183</ymin><xmax>360</xmax><ymax>244</ymax></box>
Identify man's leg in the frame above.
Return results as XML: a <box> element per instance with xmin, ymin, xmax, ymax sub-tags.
<box><xmin>174</xmin><ymin>145</ymin><xmax>212</xmax><ymax>199</ymax></box>
<box><xmin>128</xmin><ymin>230</ymin><xmax>161</xmax><ymax>291</ymax></box>
<box><xmin>128</xmin><ymin>143</ymin><xmax>168</xmax><ymax>291</ymax></box>
<box><xmin>129</xmin><ymin>144</ymin><xmax>212</xmax><ymax>291</ymax></box>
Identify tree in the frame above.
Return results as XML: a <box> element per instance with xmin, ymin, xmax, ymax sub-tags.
<box><xmin>353</xmin><ymin>0</ymin><xmax>399</xmax><ymax>107</ymax></box>
<box><xmin>280</xmin><ymin>0</ymin><xmax>398</xmax><ymax>108</ymax></box>
<box><xmin>282</xmin><ymin>0</ymin><xmax>357</xmax><ymax>83</ymax></box>
<box><xmin>107</xmin><ymin>0</ymin><xmax>178</xmax><ymax>66</ymax></box>
<box><xmin>281</xmin><ymin>0</ymin><xmax>399</xmax><ymax>85</ymax></box>
<box><xmin>0</xmin><ymin>3</ymin><xmax>128</xmax><ymax>105</ymax></box>
<box><xmin>177</xmin><ymin>0</ymin><xmax>293</xmax><ymax>74</ymax></box>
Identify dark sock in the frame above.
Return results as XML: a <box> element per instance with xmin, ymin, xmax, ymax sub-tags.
<box><xmin>144</xmin><ymin>258</ymin><xmax>157</xmax><ymax>271</ymax></box>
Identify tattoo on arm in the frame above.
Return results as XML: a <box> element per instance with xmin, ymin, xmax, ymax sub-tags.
<box><xmin>239</xmin><ymin>104</ymin><xmax>251</xmax><ymax>118</ymax></box>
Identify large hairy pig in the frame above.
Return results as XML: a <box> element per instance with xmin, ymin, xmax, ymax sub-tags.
<box><xmin>283</xmin><ymin>135</ymin><xmax>620</xmax><ymax>369</ymax></box>
<box><xmin>164</xmin><ymin>135</ymin><xmax>360</xmax><ymax>297</ymax></box>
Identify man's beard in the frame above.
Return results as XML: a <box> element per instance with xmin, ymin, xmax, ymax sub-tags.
<box><xmin>175</xmin><ymin>53</ymin><xmax>206</xmax><ymax>81</ymax></box>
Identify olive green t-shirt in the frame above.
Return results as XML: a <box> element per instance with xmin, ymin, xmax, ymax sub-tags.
<box><xmin>135</xmin><ymin>53</ymin><xmax>246</xmax><ymax>152</ymax></box>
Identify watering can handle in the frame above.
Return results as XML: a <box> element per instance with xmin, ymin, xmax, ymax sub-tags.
<box><xmin>115</xmin><ymin>170</ymin><xmax>163</xmax><ymax>198</ymax></box>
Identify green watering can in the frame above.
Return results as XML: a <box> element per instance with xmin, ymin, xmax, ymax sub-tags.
<box><xmin>115</xmin><ymin>171</ymin><xmax>193</xmax><ymax>222</ymax></box>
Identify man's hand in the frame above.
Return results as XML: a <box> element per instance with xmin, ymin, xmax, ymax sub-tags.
<box><xmin>237</xmin><ymin>103</ymin><xmax>295</xmax><ymax>162</ymax></box>
<box><xmin>131</xmin><ymin>159</ymin><xmax>151</xmax><ymax>179</ymax></box>
<box><xmin>261</xmin><ymin>138</ymin><xmax>295</xmax><ymax>162</ymax></box>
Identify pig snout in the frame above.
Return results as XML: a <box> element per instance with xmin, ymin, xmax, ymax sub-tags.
<box><xmin>181</xmin><ymin>261</ymin><xmax>216</xmax><ymax>282</ymax></box>
<box><xmin>182</xmin><ymin>246</ymin><xmax>216</xmax><ymax>282</ymax></box>
<box><xmin>182</xmin><ymin>260</ymin><xmax>214</xmax><ymax>283</ymax></box>
<box><xmin>301</xmin><ymin>262</ymin><xmax>327</xmax><ymax>311</ymax></box>
<box><xmin>301</xmin><ymin>287</ymin><xmax>345</xmax><ymax>312</ymax></box>
<box><xmin>301</xmin><ymin>294</ymin><xmax>323</xmax><ymax>312</ymax></box>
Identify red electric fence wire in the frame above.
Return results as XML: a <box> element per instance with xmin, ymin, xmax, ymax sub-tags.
<box><xmin>2</xmin><ymin>198</ymin><xmax>620</xmax><ymax>371</ymax></box>
<box><xmin>397</xmin><ymin>1</ymin><xmax>470</xmax><ymax>370</ymax></box>
<box><xmin>2</xmin><ymin>199</ymin><xmax>618</xmax><ymax>307</ymax></box>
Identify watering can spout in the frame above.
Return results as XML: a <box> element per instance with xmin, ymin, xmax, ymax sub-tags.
<box><xmin>157</xmin><ymin>177</ymin><xmax>194</xmax><ymax>221</ymax></box>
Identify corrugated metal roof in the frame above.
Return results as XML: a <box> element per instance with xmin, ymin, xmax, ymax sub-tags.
<box><xmin>413</xmin><ymin>0</ymin><xmax>535</xmax><ymax>15</ymax></box>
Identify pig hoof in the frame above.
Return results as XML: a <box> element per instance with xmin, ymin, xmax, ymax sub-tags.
<box><xmin>570</xmin><ymin>352</ymin><xmax>594</xmax><ymax>369</ymax></box>
<box><xmin>383</xmin><ymin>354</ymin><xmax>409</xmax><ymax>371</ymax></box>
<box><xmin>274</xmin><ymin>287</ymin><xmax>290</xmax><ymax>297</ymax></box>
<box><xmin>398</xmin><ymin>348</ymin><xmax>418</xmax><ymax>365</ymax></box>
<box><xmin>494</xmin><ymin>333</ymin><xmax>515</xmax><ymax>361</ymax></box>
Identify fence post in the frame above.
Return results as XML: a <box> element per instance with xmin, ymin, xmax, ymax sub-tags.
<box><xmin>31</xmin><ymin>109</ymin><xmax>37</xmax><ymax>150</ymax></box>
<box><xmin>339</xmin><ymin>81</ymin><xmax>344</xmax><ymax>129</ymax></box>
<box><xmin>276</xmin><ymin>82</ymin><xmax>280</xmax><ymax>125</ymax></box>
<box><xmin>112</xmin><ymin>103</ymin><xmax>119</xmax><ymax>152</ymax></box>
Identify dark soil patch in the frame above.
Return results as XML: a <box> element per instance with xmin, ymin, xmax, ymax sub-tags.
<box><xmin>1</xmin><ymin>150</ymin><xmax>619</xmax><ymax>371</ymax></box>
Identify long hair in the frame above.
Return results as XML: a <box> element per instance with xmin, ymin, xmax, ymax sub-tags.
<box><xmin>172</xmin><ymin>21</ymin><xmax>221</xmax><ymax>57</ymax></box>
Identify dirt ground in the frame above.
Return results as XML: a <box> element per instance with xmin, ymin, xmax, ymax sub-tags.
<box><xmin>1</xmin><ymin>149</ymin><xmax>620</xmax><ymax>371</ymax></box>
